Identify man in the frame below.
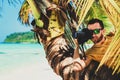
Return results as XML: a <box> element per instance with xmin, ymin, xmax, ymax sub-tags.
<box><xmin>83</xmin><ymin>18</ymin><xmax>120</xmax><ymax>80</ymax></box>
<box><xmin>86</xmin><ymin>18</ymin><xmax>113</xmax><ymax>63</ymax></box>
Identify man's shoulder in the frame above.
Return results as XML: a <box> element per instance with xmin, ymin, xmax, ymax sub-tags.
<box><xmin>106</xmin><ymin>35</ymin><xmax>114</xmax><ymax>42</ymax></box>
<box><xmin>106</xmin><ymin>32</ymin><xmax>115</xmax><ymax>37</ymax></box>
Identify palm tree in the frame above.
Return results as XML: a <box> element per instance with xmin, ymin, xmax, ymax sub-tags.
<box><xmin>18</xmin><ymin>0</ymin><xmax>120</xmax><ymax>79</ymax></box>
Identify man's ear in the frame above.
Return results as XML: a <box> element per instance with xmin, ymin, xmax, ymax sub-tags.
<box><xmin>102</xmin><ymin>29</ymin><xmax>105</xmax><ymax>34</ymax></box>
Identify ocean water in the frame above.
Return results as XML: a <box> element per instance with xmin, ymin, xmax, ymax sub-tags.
<box><xmin>0</xmin><ymin>43</ymin><xmax>46</xmax><ymax>74</ymax></box>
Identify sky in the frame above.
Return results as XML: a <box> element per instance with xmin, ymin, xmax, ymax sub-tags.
<box><xmin>0</xmin><ymin>0</ymin><xmax>32</xmax><ymax>42</ymax></box>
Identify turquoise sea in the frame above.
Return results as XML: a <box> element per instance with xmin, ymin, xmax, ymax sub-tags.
<box><xmin>0</xmin><ymin>43</ymin><xmax>46</xmax><ymax>74</ymax></box>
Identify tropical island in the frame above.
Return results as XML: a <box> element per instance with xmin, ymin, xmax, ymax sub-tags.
<box><xmin>4</xmin><ymin>31</ymin><xmax>37</xmax><ymax>43</ymax></box>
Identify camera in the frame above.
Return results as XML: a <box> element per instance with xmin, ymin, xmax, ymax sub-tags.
<box><xmin>73</xmin><ymin>28</ymin><xmax>93</xmax><ymax>44</ymax></box>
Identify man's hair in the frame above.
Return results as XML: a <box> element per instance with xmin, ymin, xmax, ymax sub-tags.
<box><xmin>88</xmin><ymin>18</ymin><xmax>104</xmax><ymax>29</ymax></box>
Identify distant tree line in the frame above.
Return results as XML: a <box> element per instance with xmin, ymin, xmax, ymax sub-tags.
<box><xmin>4</xmin><ymin>31</ymin><xmax>37</xmax><ymax>43</ymax></box>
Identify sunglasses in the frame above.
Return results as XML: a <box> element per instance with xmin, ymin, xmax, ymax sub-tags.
<box><xmin>91</xmin><ymin>29</ymin><xmax>102</xmax><ymax>34</ymax></box>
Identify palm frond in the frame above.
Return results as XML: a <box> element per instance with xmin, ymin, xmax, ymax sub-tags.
<box><xmin>27</xmin><ymin>0</ymin><xmax>44</xmax><ymax>27</ymax></box>
<box><xmin>109</xmin><ymin>0</ymin><xmax>120</xmax><ymax>13</ymax></box>
<box><xmin>97</xmin><ymin>0</ymin><xmax>120</xmax><ymax>74</ymax></box>
<box><xmin>34</xmin><ymin>0</ymin><xmax>51</xmax><ymax>16</ymax></box>
<box><xmin>97</xmin><ymin>27</ymin><xmax>120</xmax><ymax>74</ymax></box>
<box><xmin>64</xmin><ymin>21</ymin><xmax>76</xmax><ymax>49</ymax></box>
<box><xmin>18</xmin><ymin>0</ymin><xmax>43</xmax><ymax>26</ymax></box>
<box><xmin>18</xmin><ymin>0</ymin><xmax>30</xmax><ymax>25</ymax></box>
<box><xmin>99</xmin><ymin>0</ymin><xmax>120</xmax><ymax>30</ymax></box>
<box><xmin>27</xmin><ymin>0</ymin><xmax>42</xmax><ymax>19</ymax></box>
<box><xmin>8</xmin><ymin>0</ymin><xmax>21</xmax><ymax>6</ymax></box>
<box><xmin>75</xmin><ymin>0</ymin><xmax>95</xmax><ymax>29</ymax></box>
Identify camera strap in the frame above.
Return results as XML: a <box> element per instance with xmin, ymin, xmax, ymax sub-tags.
<box><xmin>79</xmin><ymin>43</ymin><xmax>86</xmax><ymax>60</ymax></box>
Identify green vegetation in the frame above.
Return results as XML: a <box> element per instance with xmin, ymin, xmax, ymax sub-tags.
<box><xmin>4</xmin><ymin>31</ymin><xmax>37</xmax><ymax>43</ymax></box>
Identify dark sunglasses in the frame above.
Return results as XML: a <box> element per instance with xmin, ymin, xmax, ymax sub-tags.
<box><xmin>90</xmin><ymin>29</ymin><xmax>102</xmax><ymax>34</ymax></box>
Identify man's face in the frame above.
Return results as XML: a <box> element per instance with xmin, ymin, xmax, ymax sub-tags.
<box><xmin>88</xmin><ymin>22</ymin><xmax>104</xmax><ymax>44</ymax></box>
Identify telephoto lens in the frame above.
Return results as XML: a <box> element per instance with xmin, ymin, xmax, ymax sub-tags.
<box><xmin>74</xmin><ymin>28</ymin><xmax>93</xmax><ymax>44</ymax></box>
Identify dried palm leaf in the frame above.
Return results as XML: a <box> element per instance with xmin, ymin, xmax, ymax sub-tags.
<box><xmin>97</xmin><ymin>0</ymin><xmax>120</xmax><ymax>74</ymax></box>
<box><xmin>97</xmin><ymin>27</ymin><xmax>120</xmax><ymax>74</ymax></box>
<box><xmin>18</xmin><ymin>1</ymin><xmax>30</xmax><ymax>25</ymax></box>
<box><xmin>76</xmin><ymin>0</ymin><xmax>95</xmax><ymax>29</ymax></box>
<box><xmin>19</xmin><ymin>0</ymin><xmax>44</xmax><ymax>27</ymax></box>
<box><xmin>99</xmin><ymin>0</ymin><xmax>120</xmax><ymax>30</ymax></box>
<box><xmin>34</xmin><ymin>0</ymin><xmax>51</xmax><ymax>18</ymax></box>
<box><xmin>26</xmin><ymin>0</ymin><xmax>40</xmax><ymax>19</ymax></box>
<box><xmin>27</xmin><ymin>0</ymin><xmax>44</xmax><ymax>27</ymax></box>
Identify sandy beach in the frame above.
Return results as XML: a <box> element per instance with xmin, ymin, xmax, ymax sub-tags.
<box><xmin>0</xmin><ymin>58</ymin><xmax>62</xmax><ymax>80</ymax></box>
<box><xmin>0</xmin><ymin>44</ymin><xmax>62</xmax><ymax>80</ymax></box>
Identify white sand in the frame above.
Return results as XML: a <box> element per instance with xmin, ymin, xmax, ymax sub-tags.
<box><xmin>0</xmin><ymin>59</ymin><xmax>62</xmax><ymax>80</ymax></box>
